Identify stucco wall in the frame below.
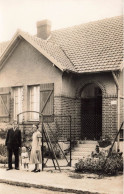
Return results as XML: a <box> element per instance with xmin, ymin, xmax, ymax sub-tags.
<box><xmin>62</xmin><ymin>72</ymin><xmax>117</xmax><ymax>97</ymax></box>
<box><xmin>0</xmin><ymin>39</ymin><xmax>62</xmax><ymax>95</ymax></box>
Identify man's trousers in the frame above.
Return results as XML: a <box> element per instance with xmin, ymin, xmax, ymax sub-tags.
<box><xmin>7</xmin><ymin>147</ymin><xmax>19</xmax><ymax>169</ymax></box>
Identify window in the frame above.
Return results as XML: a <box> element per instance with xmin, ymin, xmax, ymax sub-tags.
<box><xmin>13</xmin><ymin>87</ymin><xmax>23</xmax><ymax>121</ymax></box>
<box><xmin>0</xmin><ymin>87</ymin><xmax>10</xmax><ymax>122</ymax></box>
<box><xmin>29</xmin><ymin>85</ymin><xmax>40</xmax><ymax>121</ymax></box>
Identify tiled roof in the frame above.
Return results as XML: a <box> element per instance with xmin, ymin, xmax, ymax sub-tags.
<box><xmin>21</xmin><ymin>32</ymin><xmax>76</xmax><ymax>72</ymax></box>
<box><xmin>0</xmin><ymin>16</ymin><xmax>123</xmax><ymax>73</ymax></box>
<box><xmin>49</xmin><ymin>16</ymin><xmax>123</xmax><ymax>73</ymax></box>
<box><xmin>0</xmin><ymin>31</ymin><xmax>75</xmax><ymax>72</ymax></box>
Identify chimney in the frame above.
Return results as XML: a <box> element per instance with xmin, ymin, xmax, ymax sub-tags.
<box><xmin>36</xmin><ymin>19</ymin><xmax>51</xmax><ymax>40</ymax></box>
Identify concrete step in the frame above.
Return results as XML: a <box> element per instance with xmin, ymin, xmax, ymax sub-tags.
<box><xmin>72</xmin><ymin>150</ymin><xmax>94</xmax><ymax>154</ymax></box>
<box><xmin>77</xmin><ymin>143</ymin><xmax>98</xmax><ymax>147</ymax></box>
<box><xmin>79</xmin><ymin>140</ymin><xmax>98</xmax><ymax>144</ymax></box>
<box><xmin>72</xmin><ymin>151</ymin><xmax>93</xmax><ymax>156</ymax></box>
<box><xmin>74</xmin><ymin>147</ymin><xmax>96</xmax><ymax>151</ymax></box>
<box><xmin>68</xmin><ymin>141</ymin><xmax>98</xmax><ymax>160</ymax></box>
<box><xmin>70</xmin><ymin>155</ymin><xmax>91</xmax><ymax>160</ymax></box>
<box><xmin>73</xmin><ymin>147</ymin><xmax>96</xmax><ymax>151</ymax></box>
<box><xmin>73</xmin><ymin>150</ymin><xmax>95</xmax><ymax>154</ymax></box>
<box><xmin>66</xmin><ymin>140</ymin><xmax>99</xmax><ymax>160</ymax></box>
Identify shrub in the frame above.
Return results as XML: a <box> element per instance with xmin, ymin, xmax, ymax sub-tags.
<box><xmin>0</xmin><ymin>155</ymin><xmax>7</xmax><ymax>164</ymax></box>
<box><xmin>0</xmin><ymin>144</ymin><xmax>7</xmax><ymax>164</ymax></box>
<box><xmin>0</xmin><ymin>122</ymin><xmax>12</xmax><ymax>139</ymax></box>
<box><xmin>104</xmin><ymin>153</ymin><xmax>123</xmax><ymax>175</ymax></box>
<box><xmin>0</xmin><ymin>144</ymin><xmax>7</xmax><ymax>157</ymax></box>
<box><xmin>0</xmin><ymin>129</ymin><xmax>7</xmax><ymax>139</ymax></box>
<box><xmin>98</xmin><ymin>135</ymin><xmax>111</xmax><ymax>148</ymax></box>
<box><xmin>75</xmin><ymin>152</ymin><xmax>123</xmax><ymax>176</ymax></box>
<box><xmin>0</xmin><ymin>144</ymin><xmax>21</xmax><ymax>164</ymax></box>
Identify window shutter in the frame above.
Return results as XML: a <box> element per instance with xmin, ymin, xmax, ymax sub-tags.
<box><xmin>40</xmin><ymin>83</ymin><xmax>54</xmax><ymax>116</ymax></box>
<box><xmin>0</xmin><ymin>87</ymin><xmax>11</xmax><ymax>122</ymax></box>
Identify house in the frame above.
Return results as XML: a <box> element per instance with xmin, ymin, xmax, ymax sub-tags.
<box><xmin>0</xmin><ymin>16</ymin><xmax>123</xmax><ymax>147</ymax></box>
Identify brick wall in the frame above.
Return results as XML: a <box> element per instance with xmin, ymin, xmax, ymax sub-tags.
<box><xmin>102</xmin><ymin>95</ymin><xmax>118</xmax><ymax>140</ymax></box>
<box><xmin>54</xmin><ymin>96</ymin><xmax>81</xmax><ymax>140</ymax></box>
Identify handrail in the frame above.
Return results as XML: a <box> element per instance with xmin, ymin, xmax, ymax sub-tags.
<box><xmin>108</xmin><ymin>121</ymin><xmax>124</xmax><ymax>156</ymax></box>
<box><xmin>17</xmin><ymin>111</ymin><xmax>42</xmax><ymax>124</ymax></box>
<box><xmin>102</xmin><ymin>121</ymin><xmax>124</xmax><ymax>170</ymax></box>
<box><xmin>17</xmin><ymin>112</ymin><xmax>72</xmax><ymax>171</ymax></box>
<box><xmin>42</xmin><ymin>127</ymin><xmax>57</xmax><ymax>170</ymax></box>
<box><xmin>42</xmin><ymin>123</ymin><xmax>61</xmax><ymax>172</ymax></box>
<box><xmin>46</xmin><ymin>122</ymin><xmax>69</xmax><ymax>164</ymax></box>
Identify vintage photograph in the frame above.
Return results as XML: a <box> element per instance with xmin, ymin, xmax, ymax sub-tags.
<box><xmin>0</xmin><ymin>0</ymin><xmax>123</xmax><ymax>193</ymax></box>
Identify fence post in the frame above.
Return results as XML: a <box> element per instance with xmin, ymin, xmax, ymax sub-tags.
<box><xmin>41</xmin><ymin>116</ymin><xmax>44</xmax><ymax>171</ymax></box>
<box><xmin>70</xmin><ymin>115</ymin><xmax>72</xmax><ymax>167</ymax></box>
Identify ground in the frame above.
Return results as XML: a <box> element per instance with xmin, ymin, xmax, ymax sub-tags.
<box><xmin>0</xmin><ymin>162</ymin><xmax>123</xmax><ymax>194</ymax></box>
<box><xmin>0</xmin><ymin>183</ymin><xmax>74</xmax><ymax>194</ymax></box>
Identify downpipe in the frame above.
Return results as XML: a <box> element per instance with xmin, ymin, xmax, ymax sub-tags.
<box><xmin>112</xmin><ymin>71</ymin><xmax>120</xmax><ymax>151</ymax></box>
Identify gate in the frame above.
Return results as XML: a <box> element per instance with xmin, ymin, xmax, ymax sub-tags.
<box><xmin>17</xmin><ymin>111</ymin><xmax>72</xmax><ymax>171</ymax></box>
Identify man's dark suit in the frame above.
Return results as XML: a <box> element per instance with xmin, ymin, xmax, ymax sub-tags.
<box><xmin>5</xmin><ymin>128</ymin><xmax>21</xmax><ymax>169</ymax></box>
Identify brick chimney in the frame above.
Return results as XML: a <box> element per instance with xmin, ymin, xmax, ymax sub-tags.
<box><xmin>36</xmin><ymin>19</ymin><xmax>51</xmax><ymax>40</ymax></box>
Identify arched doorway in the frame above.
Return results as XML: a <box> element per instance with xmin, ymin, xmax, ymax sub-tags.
<box><xmin>81</xmin><ymin>83</ymin><xmax>102</xmax><ymax>140</ymax></box>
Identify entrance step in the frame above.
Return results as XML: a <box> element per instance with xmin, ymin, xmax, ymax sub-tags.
<box><xmin>73</xmin><ymin>147</ymin><xmax>96</xmax><ymax>152</ymax></box>
<box><xmin>70</xmin><ymin>140</ymin><xmax>98</xmax><ymax>160</ymax></box>
<box><xmin>75</xmin><ymin>143</ymin><xmax>97</xmax><ymax>148</ymax></box>
<box><xmin>72</xmin><ymin>151</ymin><xmax>93</xmax><ymax>156</ymax></box>
<box><xmin>80</xmin><ymin>140</ymin><xmax>98</xmax><ymax>144</ymax></box>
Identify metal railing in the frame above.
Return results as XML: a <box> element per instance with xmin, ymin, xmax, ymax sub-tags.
<box><xmin>102</xmin><ymin>121</ymin><xmax>124</xmax><ymax>170</ymax></box>
<box><xmin>41</xmin><ymin>115</ymin><xmax>72</xmax><ymax>171</ymax></box>
<box><xmin>17</xmin><ymin>112</ymin><xmax>72</xmax><ymax>171</ymax></box>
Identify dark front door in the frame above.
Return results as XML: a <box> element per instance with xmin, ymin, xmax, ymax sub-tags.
<box><xmin>81</xmin><ymin>96</ymin><xmax>102</xmax><ymax>140</ymax></box>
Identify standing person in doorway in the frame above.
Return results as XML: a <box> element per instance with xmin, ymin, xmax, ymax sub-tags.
<box><xmin>30</xmin><ymin>124</ymin><xmax>42</xmax><ymax>172</ymax></box>
<box><xmin>5</xmin><ymin>121</ymin><xmax>22</xmax><ymax>170</ymax></box>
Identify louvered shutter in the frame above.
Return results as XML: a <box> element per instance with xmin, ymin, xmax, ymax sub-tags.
<box><xmin>0</xmin><ymin>87</ymin><xmax>11</xmax><ymax>122</ymax></box>
<box><xmin>40</xmin><ymin>83</ymin><xmax>54</xmax><ymax>120</ymax></box>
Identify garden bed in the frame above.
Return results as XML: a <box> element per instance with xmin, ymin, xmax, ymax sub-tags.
<box><xmin>75</xmin><ymin>152</ymin><xmax>123</xmax><ymax>176</ymax></box>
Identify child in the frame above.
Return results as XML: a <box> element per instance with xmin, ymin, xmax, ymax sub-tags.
<box><xmin>21</xmin><ymin>146</ymin><xmax>29</xmax><ymax>171</ymax></box>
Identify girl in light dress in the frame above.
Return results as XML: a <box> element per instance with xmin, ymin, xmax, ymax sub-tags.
<box><xmin>30</xmin><ymin>124</ymin><xmax>42</xmax><ymax>172</ymax></box>
<box><xmin>21</xmin><ymin>146</ymin><xmax>29</xmax><ymax>171</ymax></box>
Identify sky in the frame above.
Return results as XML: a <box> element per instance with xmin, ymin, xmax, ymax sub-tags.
<box><xmin>0</xmin><ymin>0</ymin><xmax>123</xmax><ymax>42</ymax></box>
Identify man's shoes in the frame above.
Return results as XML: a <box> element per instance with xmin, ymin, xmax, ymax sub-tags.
<box><xmin>15</xmin><ymin>168</ymin><xmax>19</xmax><ymax>170</ymax></box>
<box><xmin>31</xmin><ymin>169</ymin><xmax>36</xmax><ymax>172</ymax></box>
<box><xmin>34</xmin><ymin>169</ymin><xmax>40</xmax><ymax>173</ymax></box>
<box><xmin>6</xmin><ymin>168</ymin><xmax>13</xmax><ymax>171</ymax></box>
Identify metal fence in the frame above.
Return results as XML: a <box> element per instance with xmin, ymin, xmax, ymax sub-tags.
<box><xmin>17</xmin><ymin>112</ymin><xmax>72</xmax><ymax>171</ymax></box>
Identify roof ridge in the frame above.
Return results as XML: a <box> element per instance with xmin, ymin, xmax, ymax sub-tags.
<box><xmin>20</xmin><ymin>30</ymin><xmax>77</xmax><ymax>72</ymax></box>
<box><xmin>52</xmin><ymin>15</ymin><xmax>123</xmax><ymax>33</ymax></box>
<box><xmin>0</xmin><ymin>29</ymin><xmax>76</xmax><ymax>72</ymax></box>
<box><xmin>0</xmin><ymin>16</ymin><xmax>123</xmax><ymax>73</ymax></box>
<box><xmin>21</xmin><ymin>30</ymin><xmax>60</xmax><ymax>48</ymax></box>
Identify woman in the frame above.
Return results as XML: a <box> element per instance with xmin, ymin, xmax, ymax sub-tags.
<box><xmin>30</xmin><ymin>124</ymin><xmax>42</xmax><ymax>172</ymax></box>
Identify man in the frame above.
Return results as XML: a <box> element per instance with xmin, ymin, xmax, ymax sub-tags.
<box><xmin>5</xmin><ymin>121</ymin><xmax>21</xmax><ymax>170</ymax></box>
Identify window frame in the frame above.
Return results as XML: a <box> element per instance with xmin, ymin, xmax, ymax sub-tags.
<box><xmin>28</xmin><ymin>85</ymin><xmax>40</xmax><ymax>121</ymax></box>
<box><xmin>13</xmin><ymin>86</ymin><xmax>23</xmax><ymax>121</ymax></box>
